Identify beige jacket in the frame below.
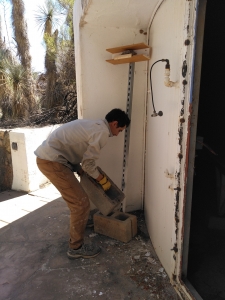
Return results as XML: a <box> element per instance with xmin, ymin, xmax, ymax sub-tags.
<box><xmin>34</xmin><ymin>119</ymin><xmax>113</xmax><ymax>179</ymax></box>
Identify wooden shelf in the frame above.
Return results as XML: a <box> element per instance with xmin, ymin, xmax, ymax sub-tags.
<box><xmin>106</xmin><ymin>43</ymin><xmax>150</xmax><ymax>54</ymax></box>
<box><xmin>106</xmin><ymin>54</ymin><xmax>150</xmax><ymax>65</ymax></box>
<box><xmin>106</xmin><ymin>43</ymin><xmax>150</xmax><ymax>65</ymax></box>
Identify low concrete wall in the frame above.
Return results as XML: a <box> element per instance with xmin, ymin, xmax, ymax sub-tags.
<box><xmin>0</xmin><ymin>125</ymin><xmax>60</xmax><ymax>193</ymax></box>
<box><xmin>0</xmin><ymin>130</ymin><xmax>13</xmax><ymax>192</ymax></box>
<box><xmin>9</xmin><ymin>125</ymin><xmax>60</xmax><ymax>192</ymax></box>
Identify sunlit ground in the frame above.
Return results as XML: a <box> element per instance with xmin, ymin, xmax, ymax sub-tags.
<box><xmin>0</xmin><ymin>184</ymin><xmax>60</xmax><ymax>229</ymax></box>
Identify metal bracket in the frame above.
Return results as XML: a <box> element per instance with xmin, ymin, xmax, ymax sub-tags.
<box><xmin>121</xmin><ymin>63</ymin><xmax>135</xmax><ymax>194</ymax></box>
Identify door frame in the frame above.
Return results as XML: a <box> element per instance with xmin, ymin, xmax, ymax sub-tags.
<box><xmin>179</xmin><ymin>0</ymin><xmax>207</xmax><ymax>298</ymax></box>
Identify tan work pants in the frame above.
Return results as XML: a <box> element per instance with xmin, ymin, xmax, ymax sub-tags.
<box><xmin>36</xmin><ymin>157</ymin><xmax>90</xmax><ymax>249</ymax></box>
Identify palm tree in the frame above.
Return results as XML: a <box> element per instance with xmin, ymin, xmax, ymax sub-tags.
<box><xmin>6</xmin><ymin>61</ymin><xmax>29</xmax><ymax>118</ymax></box>
<box><xmin>0</xmin><ymin>54</ymin><xmax>29</xmax><ymax>119</ymax></box>
<box><xmin>0</xmin><ymin>50</ymin><xmax>6</xmax><ymax>102</ymax></box>
<box><xmin>0</xmin><ymin>15</ymin><xmax>3</xmax><ymax>48</ymax></box>
<box><xmin>35</xmin><ymin>0</ymin><xmax>60</xmax><ymax>109</ymax></box>
<box><xmin>0</xmin><ymin>17</ymin><xmax>5</xmax><ymax>97</ymax></box>
<box><xmin>57</xmin><ymin>0</ymin><xmax>74</xmax><ymax>36</ymax></box>
<box><xmin>0</xmin><ymin>48</ymin><xmax>11</xmax><ymax>117</ymax></box>
<box><xmin>54</xmin><ymin>0</ymin><xmax>76</xmax><ymax>105</ymax></box>
<box><xmin>10</xmin><ymin>0</ymin><xmax>36</xmax><ymax>113</ymax></box>
<box><xmin>0</xmin><ymin>0</ymin><xmax>11</xmax><ymax>50</ymax></box>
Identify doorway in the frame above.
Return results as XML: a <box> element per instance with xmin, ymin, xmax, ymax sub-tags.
<box><xmin>187</xmin><ymin>1</ymin><xmax>225</xmax><ymax>299</ymax></box>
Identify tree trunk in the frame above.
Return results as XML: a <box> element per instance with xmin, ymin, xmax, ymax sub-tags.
<box><xmin>44</xmin><ymin>29</ymin><xmax>58</xmax><ymax>109</ymax></box>
<box><xmin>11</xmin><ymin>0</ymin><xmax>36</xmax><ymax>113</ymax></box>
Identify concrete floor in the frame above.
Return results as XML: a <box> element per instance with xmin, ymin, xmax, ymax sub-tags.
<box><xmin>0</xmin><ymin>185</ymin><xmax>179</xmax><ymax>300</ymax></box>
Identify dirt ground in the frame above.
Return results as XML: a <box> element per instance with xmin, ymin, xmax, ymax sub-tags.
<box><xmin>90</xmin><ymin>209</ymin><xmax>179</xmax><ymax>299</ymax></box>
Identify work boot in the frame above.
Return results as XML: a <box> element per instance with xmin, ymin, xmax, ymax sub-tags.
<box><xmin>67</xmin><ymin>242</ymin><xmax>101</xmax><ymax>259</ymax></box>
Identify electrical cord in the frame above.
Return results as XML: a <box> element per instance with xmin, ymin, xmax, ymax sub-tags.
<box><xmin>150</xmin><ymin>59</ymin><xmax>170</xmax><ymax>117</ymax></box>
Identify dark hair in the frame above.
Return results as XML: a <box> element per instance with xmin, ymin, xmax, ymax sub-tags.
<box><xmin>105</xmin><ymin>108</ymin><xmax>130</xmax><ymax>128</ymax></box>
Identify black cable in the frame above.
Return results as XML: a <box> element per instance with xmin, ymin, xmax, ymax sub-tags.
<box><xmin>150</xmin><ymin>59</ymin><xmax>170</xmax><ymax>117</ymax></box>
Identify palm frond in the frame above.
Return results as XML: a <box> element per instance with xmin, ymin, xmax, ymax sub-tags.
<box><xmin>0</xmin><ymin>58</ymin><xmax>30</xmax><ymax>119</ymax></box>
<box><xmin>3</xmin><ymin>60</ymin><xmax>27</xmax><ymax>91</ymax></box>
<box><xmin>34</xmin><ymin>0</ymin><xmax>62</xmax><ymax>34</ymax></box>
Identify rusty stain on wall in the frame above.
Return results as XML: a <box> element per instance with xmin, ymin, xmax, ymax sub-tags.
<box><xmin>172</xmin><ymin>3</ymin><xmax>200</xmax><ymax>300</ymax></box>
<box><xmin>172</xmin><ymin>58</ymin><xmax>187</xmax><ymax>279</ymax></box>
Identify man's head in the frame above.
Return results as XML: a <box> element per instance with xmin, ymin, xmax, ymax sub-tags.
<box><xmin>105</xmin><ymin>108</ymin><xmax>130</xmax><ymax>136</ymax></box>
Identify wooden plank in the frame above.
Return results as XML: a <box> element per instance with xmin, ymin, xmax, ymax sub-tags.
<box><xmin>106</xmin><ymin>54</ymin><xmax>150</xmax><ymax>65</ymax></box>
<box><xmin>106</xmin><ymin>43</ymin><xmax>150</xmax><ymax>54</ymax></box>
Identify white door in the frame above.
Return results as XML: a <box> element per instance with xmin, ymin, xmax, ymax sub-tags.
<box><xmin>144</xmin><ymin>0</ymin><xmax>204</xmax><ymax>298</ymax></box>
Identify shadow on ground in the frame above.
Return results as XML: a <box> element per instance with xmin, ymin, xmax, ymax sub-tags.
<box><xmin>0</xmin><ymin>199</ymin><xmax>179</xmax><ymax>300</ymax></box>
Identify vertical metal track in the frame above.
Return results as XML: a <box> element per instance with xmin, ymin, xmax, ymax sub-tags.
<box><xmin>121</xmin><ymin>63</ymin><xmax>135</xmax><ymax>196</ymax></box>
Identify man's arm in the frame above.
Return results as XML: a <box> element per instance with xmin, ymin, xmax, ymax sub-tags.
<box><xmin>82</xmin><ymin>130</ymin><xmax>108</xmax><ymax>178</ymax></box>
<box><xmin>81</xmin><ymin>130</ymin><xmax>111</xmax><ymax>191</ymax></box>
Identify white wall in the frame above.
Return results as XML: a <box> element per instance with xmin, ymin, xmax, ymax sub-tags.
<box><xmin>145</xmin><ymin>0</ymin><xmax>198</xmax><ymax>289</ymax></box>
<box><xmin>9</xmin><ymin>126</ymin><xmax>60</xmax><ymax>192</ymax></box>
<box><xmin>145</xmin><ymin>0</ymin><xmax>186</xmax><ymax>276</ymax></box>
<box><xmin>73</xmin><ymin>0</ymin><xmax>159</xmax><ymax>211</ymax></box>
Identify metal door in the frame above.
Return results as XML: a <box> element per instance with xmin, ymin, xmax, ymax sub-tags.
<box><xmin>144</xmin><ymin>0</ymin><xmax>204</xmax><ymax>298</ymax></box>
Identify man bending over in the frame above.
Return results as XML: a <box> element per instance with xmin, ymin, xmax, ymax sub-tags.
<box><xmin>34</xmin><ymin>108</ymin><xmax>130</xmax><ymax>259</ymax></box>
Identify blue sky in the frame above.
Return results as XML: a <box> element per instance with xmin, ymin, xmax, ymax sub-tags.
<box><xmin>0</xmin><ymin>0</ymin><xmax>65</xmax><ymax>73</ymax></box>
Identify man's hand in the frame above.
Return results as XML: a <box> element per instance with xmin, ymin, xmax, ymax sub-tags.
<box><xmin>98</xmin><ymin>175</ymin><xmax>111</xmax><ymax>191</ymax></box>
